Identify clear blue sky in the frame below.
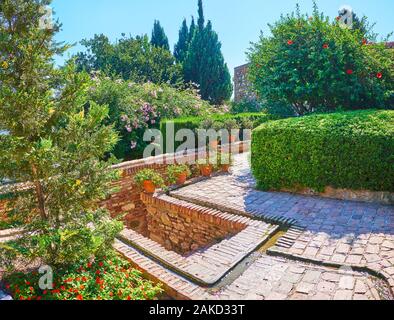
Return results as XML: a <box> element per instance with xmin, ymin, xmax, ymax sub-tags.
<box><xmin>52</xmin><ymin>0</ymin><xmax>394</xmax><ymax>77</ymax></box>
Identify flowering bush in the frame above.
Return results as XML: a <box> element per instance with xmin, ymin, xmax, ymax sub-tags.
<box><xmin>3</xmin><ymin>254</ymin><xmax>163</xmax><ymax>300</ymax></box>
<box><xmin>247</xmin><ymin>4</ymin><xmax>394</xmax><ymax>115</ymax></box>
<box><xmin>88</xmin><ymin>77</ymin><xmax>218</xmax><ymax>160</ymax></box>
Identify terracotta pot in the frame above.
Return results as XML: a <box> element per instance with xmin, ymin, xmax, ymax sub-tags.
<box><xmin>209</xmin><ymin>140</ymin><xmax>219</xmax><ymax>149</ymax></box>
<box><xmin>200</xmin><ymin>165</ymin><xmax>212</xmax><ymax>177</ymax></box>
<box><xmin>221</xmin><ymin>164</ymin><xmax>231</xmax><ymax>172</ymax></box>
<box><xmin>176</xmin><ymin>172</ymin><xmax>188</xmax><ymax>185</ymax></box>
<box><xmin>143</xmin><ymin>180</ymin><xmax>156</xmax><ymax>194</ymax></box>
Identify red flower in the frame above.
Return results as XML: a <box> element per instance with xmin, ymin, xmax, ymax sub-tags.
<box><xmin>95</xmin><ymin>277</ymin><xmax>102</xmax><ymax>284</ymax></box>
<box><xmin>29</xmin><ymin>287</ymin><xmax>34</xmax><ymax>292</ymax></box>
<box><xmin>336</xmin><ymin>16</ymin><xmax>341</xmax><ymax>21</ymax></box>
<box><xmin>99</xmin><ymin>262</ymin><xmax>104</xmax><ymax>267</ymax></box>
<box><xmin>37</xmin><ymin>296</ymin><xmax>42</xmax><ymax>300</ymax></box>
<box><xmin>346</xmin><ymin>69</ymin><xmax>353</xmax><ymax>75</ymax></box>
<box><xmin>87</xmin><ymin>262</ymin><xmax>92</xmax><ymax>269</ymax></box>
<box><xmin>76</xmin><ymin>294</ymin><xmax>83</xmax><ymax>301</ymax></box>
<box><xmin>377</xmin><ymin>72</ymin><xmax>383</xmax><ymax>79</ymax></box>
<box><xmin>287</xmin><ymin>40</ymin><xmax>294</xmax><ymax>45</ymax></box>
<box><xmin>95</xmin><ymin>270</ymin><xmax>100</xmax><ymax>275</ymax></box>
<box><xmin>322</xmin><ymin>44</ymin><xmax>329</xmax><ymax>49</ymax></box>
<box><xmin>25</xmin><ymin>281</ymin><xmax>31</xmax><ymax>285</ymax></box>
<box><xmin>362</xmin><ymin>39</ymin><xmax>367</xmax><ymax>45</ymax></box>
<box><xmin>82</xmin><ymin>276</ymin><xmax>88</xmax><ymax>282</ymax></box>
<box><xmin>60</xmin><ymin>286</ymin><xmax>66</xmax><ymax>291</ymax></box>
<box><xmin>127</xmin><ymin>296</ymin><xmax>131</xmax><ymax>300</ymax></box>
<box><xmin>43</xmin><ymin>290</ymin><xmax>47</xmax><ymax>295</ymax></box>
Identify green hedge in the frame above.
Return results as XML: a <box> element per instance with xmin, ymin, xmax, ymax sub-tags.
<box><xmin>160</xmin><ymin>112</ymin><xmax>280</xmax><ymax>152</ymax></box>
<box><xmin>252</xmin><ymin>109</ymin><xmax>394</xmax><ymax>192</ymax></box>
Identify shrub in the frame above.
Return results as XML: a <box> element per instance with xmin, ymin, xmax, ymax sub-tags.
<box><xmin>88</xmin><ymin>78</ymin><xmax>218</xmax><ymax>160</ymax></box>
<box><xmin>247</xmin><ymin>4</ymin><xmax>394</xmax><ymax>115</ymax></box>
<box><xmin>160</xmin><ymin>112</ymin><xmax>280</xmax><ymax>152</ymax></box>
<box><xmin>3</xmin><ymin>254</ymin><xmax>163</xmax><ymax>300</ymax></box>
<box><xmin>252</xmin><ymin>109</ymin><xmax>394</xmax><ymax>192</ymax></box>
<box><xmin>230</xmin><ymin>100</ymin><xmax>264</xmax><ymax>113</ymax></box>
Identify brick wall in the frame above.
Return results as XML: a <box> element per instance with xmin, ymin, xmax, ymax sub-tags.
<box><xmin>141</xmin><ymin>193</ymin><xmax>245</xmax><ymax>256</ymax></box>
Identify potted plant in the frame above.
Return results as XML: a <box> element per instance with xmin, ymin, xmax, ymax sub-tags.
<box><xmin>223</xmin><ymin>119</ymin><xmax>239</xmax><ymax>143</ymax></box>
<box><xmin>218</xmin><ymin>153</ymin><xmax>233</xmax><ymax>172</ymax></box>
<box><xmin>167</xmin><ymin>164</ymin><xmax>192</xmax><ymax>185</ymax></box>
<box><xmin>197</xmin><ymin>158</ymin><xmax>213</xmax><ymax>177</ymax></box>
<box><xmin>200</xmin><ymin>119</ymin><xmax>219</xmax><ymax>149</ymax></box>
<box><xmin>134</xmin><ymin>169</ymin><xmax>164</xmax><ymax>194</ymax></box>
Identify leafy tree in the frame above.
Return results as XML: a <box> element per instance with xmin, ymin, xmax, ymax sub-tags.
<box><xmin>184</xmin><ymin>20</ymin><xmax>233</xmax><ymax>105</ymax></box>
<box><xmin>75</xmin><ymin>34</ymin><xmax>182</xmax><ymax>85</ymax></box>
<box><xmin>247</xmin><ymin>4</ymin><xmax>394</xmax><ymax>115</ymax></box>
<box><xmin>0</xmin><ymin>0</ymin><xmax>122</xmax><ymax>267</ymax></box>
<box><xmin>151</xmin><ymin>20</ymin><xmax>170</xmax><ymax>51</ymax></box>
<box><xmin>174</xmin><ymin>19</ymin><xmax>189</xmax><ymax>63</ymax></box>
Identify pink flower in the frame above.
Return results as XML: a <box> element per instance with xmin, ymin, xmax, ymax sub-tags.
<box><xmin>130</xmin><ymin>141</ymin><xmax>137</xmax><ymax>149</ymax></box>
<box><xmin>151</xmin><ymin>119</ymin><xmax>156</xmax><ymax>125</ymax></box>
<box><xmin>125</xmin><ymin>125</ymin><xmax>132</xmax><ymax>133</ymax></box>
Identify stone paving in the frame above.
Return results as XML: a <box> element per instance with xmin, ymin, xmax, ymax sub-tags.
<box><xmin>115</xmin><ymin>238</ymin><xmax>389</xmax><ymax>300</ymax></box>
<box><xmin>171</xmin><ymin>152</ymin><xmax>394</xmax><ymax>295</ymax></box>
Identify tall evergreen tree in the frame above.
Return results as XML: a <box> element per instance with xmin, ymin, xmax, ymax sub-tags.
<box><xmin>197</xmin><ymin>0</ymin><xmax>205</xmax><ymax>30</ymax></box>
<box><xmin>189</xmin><ymin>17</ymin><xmax>196</xmax><ymax>43</ymax></box>
<box><xmin>184</xmin><ymin>20</ymin><xmax>233</xmax><ymax>104</ymax></box>
<box><xmin>150</xmin><ymin>20</ymin><xmax>169</xmax><ymax>50</ymax></box>
<box><xmin>174</xmin><ymin>19</ymin><xmax>189</xmax><ymax>63</ymax></box>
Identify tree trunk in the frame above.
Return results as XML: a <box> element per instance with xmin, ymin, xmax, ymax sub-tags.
<box><xmin>31</xmin><ymin>164</ymin><xmax>47</xmax><ymax>220</ymax></box>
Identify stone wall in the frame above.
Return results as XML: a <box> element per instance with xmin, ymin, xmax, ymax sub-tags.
<box><xmin>234</xmin><ymin>63</ymin><xmax>257</xmax><ymax>103</ymax></box>
<box><xmin>141</xmin><ymin>193</ymin><xmax>245</xmax><ymax>256</ymax></box>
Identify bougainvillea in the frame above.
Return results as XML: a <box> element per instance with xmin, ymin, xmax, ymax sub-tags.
<box><xmin>3</xmin><ymin>254</ymin><xmax>163</xmax><ymax>300</ymax></box>
<box><xmin>88</xmin><ymin>77</ymin><xmax>222</xmax><ymax>160</ymax></box>
<box><xmin>247</xmin><ymin>4</ymin><xmax>394</xmax><ymax>115</ymax></box>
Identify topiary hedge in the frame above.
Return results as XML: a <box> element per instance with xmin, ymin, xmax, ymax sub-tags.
<box><xmin>160</xmin><ymin>112</ymin><xmax>281</xmax><ymax>152</ymax></box>
<box><xmin>251</xmin><ymin>109</ymin><xmax>394</xmax><ymax>192</ymax></box>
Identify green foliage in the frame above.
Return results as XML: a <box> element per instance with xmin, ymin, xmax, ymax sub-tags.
<box><xmin>252</xmin><ymin>109</ymin><xmax>394</xmax><ymax>192</ymax></box>
<box><xmin>0</xmin><ymin>0</ymin><xmax>122</xmax><ymax>268</ymax></box>
<box><xmin>151</xmin><ymin>20</ymin><xmax>170</xmax><ymax>51</ymax></box>
<box><xmin>247</xmin><ymin>4</ymin><xmax>394</xmax><ymax>115</ymax></box>
<box><xmin>88</xmin><ymin>77</ymin><xmax>215</xmax><ymax>160</ymax></box>
<box><xmin>160</xmin><ymin>112</ymin><xmax>280</xmax><ymax>152</ymax></box>
<box><xmin>217</xmin><ymin>153</ymin><xmax>233</xmax><ymax>166</ymax></box>
<box><xmin>133</xmin><ymin>169</ymin><xmax>164</xmax><ymax>188</ymax></box>
<box><xmin>230</xmin><ymin>100</ymin><xmax>265</xmax><ymax>113</ymax></box>
<box><xmin>3</xmin><ymin>254</ymin><xmax>163</xmax><ymax>300</ymax></box>
<box><xmin>184</xmin><ymin>20</ymin><xmax>233</xmax><ymax>105</ymax></box>
<box><xmin>166</xmin><ymin>164</ymin><xmax>192</xmax><ymax>184</ymax></box>
<box><xmin>174</xmin><ymin>19</ymin><xmax>190</xmax><ymax>63</ymax></box>
<box><xmin>74</xmin><ymin>34</ymin><xmax>182</xmax><ymax>85</ymax></box>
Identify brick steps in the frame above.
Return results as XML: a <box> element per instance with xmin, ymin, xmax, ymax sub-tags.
<box><xmin>116</xmin><ymin>194</ymin><xmax>278</xmax><ymax>287</ymax></box>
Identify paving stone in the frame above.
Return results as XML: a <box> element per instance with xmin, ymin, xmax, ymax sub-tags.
<box><xmin>339</xmin><ymin>276</ymin><xmax>355</xmax><ymax>290</ymax></box>
<box><xmin>334</xmin><ymin>290</ymin><xmax>353</xmax><ymax>300</ymax></box>
<box><xmin>296</xmin><ymin>282</ymin><xmax>315</xmax><ymax>294</ymax></box>
<box><xmin>302</xmin><ymin>270</ymin><xmax>322</xmax><ymax>284</ymax></box>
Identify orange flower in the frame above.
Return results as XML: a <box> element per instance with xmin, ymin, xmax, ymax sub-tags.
<box><xmin>76</xmin><ymin>294</ymin><xmax>83</xmax><ymax>301</ymax></box>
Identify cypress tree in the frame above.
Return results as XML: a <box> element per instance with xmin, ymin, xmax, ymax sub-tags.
<box><xmin>189</xmin><ymin>17</ymin><xmax>196</xmax><ymax>43</ymax></box>
<box><xmin>150</xmin><ymin>20</ymin><xmax>170</xmax><ymax>50</ymax></box>
<box><xmin>184</xmin><ymin>20</ymin><xmax>232</xmax><ymax>104</ymax></box>
<box><xmin>174</xmin><ymin>19</ymin><xmax>189</xmax><ymax>63</ymax></box>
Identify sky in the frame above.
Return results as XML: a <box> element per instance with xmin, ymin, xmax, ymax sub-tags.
<box><xmin>52</xmin><ymin>0</ymin><xmax>394</xmax><ymax>77</ymax></box>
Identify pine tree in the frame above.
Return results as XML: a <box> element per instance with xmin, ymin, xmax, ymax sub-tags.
<box><xmin>174</xmin><ymin>19</ymin><xmax>189</xmax><ymax>63</ymax></box>
<box><xmin>0</xmin><ymin>0</ymin><xmax>122</xmax><ymax>267</ymax></box>
<box><xmin>150</xmin><ymin>20</ymin><xmax>170</xmax><ymax>51</ymax></box>
<box><xmin>184</xmin><ymin>20</ymin><xmax>233</xmax><ymax>104</ymax></box>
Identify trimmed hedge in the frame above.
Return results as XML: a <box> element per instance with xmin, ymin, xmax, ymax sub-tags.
<box><xmin>252</xmin><ymin>110</ymin><xmax>394</xmax><ymax>192</ymax></box>
<box><xmin>160</xmin><ymin>112</ymin><xmax>280</xmax><ymax>152</ymax></box>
